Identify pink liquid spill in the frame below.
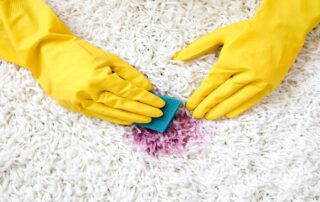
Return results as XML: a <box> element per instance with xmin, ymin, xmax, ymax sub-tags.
<box><xmin>125</xmin><ymin>110</ymin><xmax>203</xmax><ymax>156</ymax></box>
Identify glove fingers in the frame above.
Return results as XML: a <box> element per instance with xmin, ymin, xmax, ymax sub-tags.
<box><xmin>98</xmin><ymin>73</ymin><xmax>165</xmax><ymax>108</ymax></box>
<box><xmin>86</xmin><ymin>102</ymin><xmax>152</xmax><ymax>124</ymax></box>
<box><xmin>192</xmin><ymin>73</ymin><xmax>251</xmax><ymax>118</ymax></box>
<box><xmin>186</xmin><ymin>68</ymin><xmax>233</xmax><ymax>111</ymax></box>
<box><xmin>82</xmin><ymin>110</ymin><xmax>132</xmax><ymax>125</ymax></box>
<box><xmin>97</xmin><ymin>92</ymin><xmax>163</xmax><ymax>118</ymax></box>
<box><xmin>204</xmin><ymin>83</ymin><xmax>268</xmax><ymax>120</ymax></box>
<box><xmin>226</xmin><ymin>87</ymin><xmax>271</xmax><ymax>119</ymax></box>
<box><xmin>108</xmin><ymin>54</ymin><xmax>153</xmax><ymax>90</ymax></box>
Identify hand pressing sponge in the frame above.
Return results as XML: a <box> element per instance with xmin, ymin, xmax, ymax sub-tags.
<box><xmin>136</xmin><ymin>95</ymin><xmax>182</xmax><ymax>133</ymax></box>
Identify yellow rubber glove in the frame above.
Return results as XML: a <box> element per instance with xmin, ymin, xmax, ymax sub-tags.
<box><xmin>174</xmin><ymin>0</ymin><xmax>320</xmax><ymax>120</ymax></box>
<box><xmin>0</xmin><ymin>0</ymin><xmax>165</xmax><ymax>125</ymax></box>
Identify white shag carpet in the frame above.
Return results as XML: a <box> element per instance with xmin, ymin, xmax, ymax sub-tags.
<box><xmin>1</xmin><ymin>0</ymin><xmax>320</xmax><ymax>201</ymax></box>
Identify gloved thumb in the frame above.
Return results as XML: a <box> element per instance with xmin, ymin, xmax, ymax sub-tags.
<box><xmin>172</xmin><ymin>21</ymin><xmax>247</xmax><ymax>61</ymax></box>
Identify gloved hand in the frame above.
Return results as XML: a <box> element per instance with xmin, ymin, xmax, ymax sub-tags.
<box><xmin>0</xmin><ymin>0</ymin><xmax>165</xmax><ymax>125</ymax></box>
<box><xmin>174</xmin><ymin>0</ymin><xmax>320</xmax><ymax>120</ymax></box>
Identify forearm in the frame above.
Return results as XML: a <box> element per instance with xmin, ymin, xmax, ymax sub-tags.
<box><xmin>255</xmin><ymin>0</ymin><xmax>320</xmax><ymax>34</ymax></box>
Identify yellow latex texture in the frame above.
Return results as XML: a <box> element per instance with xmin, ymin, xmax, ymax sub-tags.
<box><xmin>0</xmin><ymin>0</ymin><xmax>165</xmax><ymax>125</ymax></box>
<box><xmin>174</xmin><ymin>0</ymin><xmax>320</xmax><ymax>120</ymax></box>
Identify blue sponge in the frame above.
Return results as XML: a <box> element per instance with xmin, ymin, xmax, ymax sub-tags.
<box><xmin>136</xmin><ymin>95</ymin><xmax>182</xmax><ymax>133</ymax></box>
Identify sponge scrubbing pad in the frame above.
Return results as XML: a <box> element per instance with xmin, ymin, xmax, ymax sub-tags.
<box><xmin>136</xmin><ymin>95</ymin><xmax>182</xmax><ymax>133</ymax></box>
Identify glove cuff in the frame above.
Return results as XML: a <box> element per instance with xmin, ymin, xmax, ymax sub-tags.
<box><xmin>254</xmin><ymin>0</ymin><xmax>320</xmax><ymax>36</ymax></box>
<box><xmin>0</xmin><ymin>0</ymin><xmax>73</xmax><ymax>77</ymax></box>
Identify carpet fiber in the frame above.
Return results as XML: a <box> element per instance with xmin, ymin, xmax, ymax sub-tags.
<box><xmin>1</xmin><ymin>0</ymin><xmax>320</xmax><ymax>201</ymax></box>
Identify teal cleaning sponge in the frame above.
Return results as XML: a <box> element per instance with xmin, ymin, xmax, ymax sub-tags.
<box><xmin>136</xmin><ymin>95</ymin><xmax>182</xmax><ymax>133</ymax></box>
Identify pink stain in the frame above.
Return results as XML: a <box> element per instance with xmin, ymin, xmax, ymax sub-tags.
<box><xmin>125</xmin><ymin>109</ymin><xmax>204</xmax><ymax>156</ymax></box>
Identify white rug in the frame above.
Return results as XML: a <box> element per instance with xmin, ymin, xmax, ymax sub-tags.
<box><xmin>1</xmin><ymin>0</ymin><xmax>320</xmax><ymax>201</ymax></box>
